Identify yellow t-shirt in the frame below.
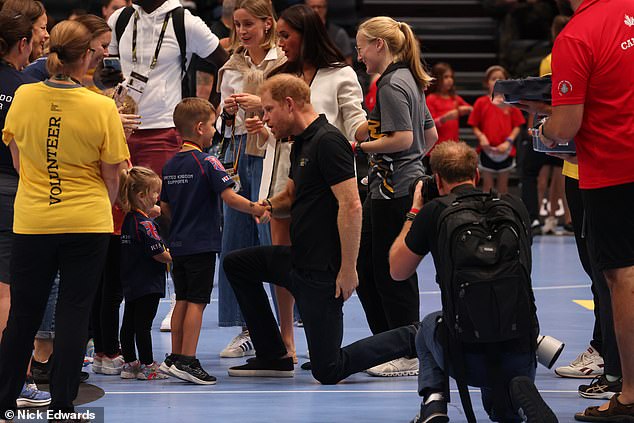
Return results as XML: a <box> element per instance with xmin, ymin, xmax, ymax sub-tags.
<box><xmin>2</xmin><ymin>81</ymin><xmax>130</xmax><ymax>234</ymax></box>
<box><xmin>540</xmin><ymin>54</ymin><xmax>579</xmax><ymax>180</ymax></box>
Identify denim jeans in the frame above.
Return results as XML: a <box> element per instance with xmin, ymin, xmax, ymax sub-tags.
<box><xmin>417</xmin><ymin>311</ymin><xmax>537</xmax><ymax>422</ymax></box>
<box><xmin>223</xmin><ymin>245</ymin><xmax>419</xmax><ymax>384</ymax></box>
<box><xmin>217</xmin><ymin>134</ymin><xmax>271</xmax><ymax>327</ymax></box>
<box><xmin>35</xmin><ymin>271</ymin><xmax>60</xmax><ymax>339</ymax></box>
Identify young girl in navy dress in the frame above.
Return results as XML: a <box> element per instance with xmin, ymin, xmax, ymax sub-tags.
<box><xmin>118</xmin><ymin>166</ymin><xmax>172</xmax><ymax>380</ymax></box>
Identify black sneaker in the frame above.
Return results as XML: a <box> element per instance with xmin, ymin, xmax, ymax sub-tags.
<box><xmin>300</xmin><ymin>361</ymin><xmax>312</xmax><ymax>371</ymax></box>
<box><xmin>579</xmin><ymin>375</ymin><xmax>622</xmax><ymax>399</ymax></box>
<box><xmin>510</xmin><ymin>376</ymin><xmax>558</xmax><ymax>423</ymax></box>
<box><xmin>228</xmin><ymin>357</ymin><xmax>294</xmax><ymax>377</ymax></box>
<box><xmin>170</xmin><ymin>358</ymin><xmax>217</xmax><ymax>385</ymax></box>
<box><xmin>159</xmin><ymin>353</ymin><xmax>176</xmax><ymax>375</ymax></box>
<box><xmin>79</xmin><ymin>371</ymin><xmax>89</xmax><ymax>383</ymax></box>
<box><xmin>31</xmin><ymin>359</ymin><xmax>50</xmax><ymax>384</ymax></box>
<box><xmin>411</xmin><ymin>393</ymin><xmax>449</xmax><ymax>423</ymax></box>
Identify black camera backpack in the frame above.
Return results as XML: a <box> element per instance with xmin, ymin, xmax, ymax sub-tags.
<box><xmin>435</xmin><ymin>190</ymin><xmax>537</xmax><ymax>422</ymax></box>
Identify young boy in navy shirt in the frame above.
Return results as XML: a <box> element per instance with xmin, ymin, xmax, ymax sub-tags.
<box><xmin>159</xmin><ymin>98</ymin><xmax>270</xmax><ymax>384</ymax></box>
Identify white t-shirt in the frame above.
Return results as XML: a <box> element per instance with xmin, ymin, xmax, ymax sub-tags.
<box><xmin>108</xmin><ymin>0</ymin><xmax>219</xmax><ymax>129</ymax></box>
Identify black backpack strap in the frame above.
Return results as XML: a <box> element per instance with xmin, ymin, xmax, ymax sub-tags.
<box><xmin>447</xmin><ymin>338</ymin><xmax>477</xmax><ymax>423</ymax></box>
<box><xmin>115</xmin><ymin>6</ymin><xmax>135</xmax><ymax>50</ymax></box>
<box><xmin>171</xmin><ymin>7</ymin><xmax>191</xmax><ymax>98</ymax></box>
<box><xmin>171</xmin><ymin>7</ymin><xmax>187</xmax><ymax>74</ymax></box>
<box><xmin>485</xmin><ymin>344</ymin><xmax>508</xmax><ymax>421</ymax></box>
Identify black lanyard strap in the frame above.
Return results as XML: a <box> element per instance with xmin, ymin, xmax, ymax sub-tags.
<box><xmin>132</xmin><ymin>10</ymin><xmax>171</xmax><ymax>70</ymax></box>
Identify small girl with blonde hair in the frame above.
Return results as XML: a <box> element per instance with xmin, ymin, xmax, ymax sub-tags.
<box><xmin>118</xmin><ymin>166</ymin><xmax>172</xmax><ymax>380</ymax></box>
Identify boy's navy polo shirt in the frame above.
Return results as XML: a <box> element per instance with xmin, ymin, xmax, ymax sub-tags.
<box><xmin>120</xmin><ymin>210</ymin><xmax>167</xmax><ymax>301</ymax></box>
<box><xmin>161</xmin><ymin>149</ymin><xmax>234</xmax><ymax>256</ymax></box>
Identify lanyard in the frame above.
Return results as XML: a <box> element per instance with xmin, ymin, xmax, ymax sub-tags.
<box><xmin>231</xmin><ymin>124</ymin><xmax>243</xmax><ymax>174</ymax></box>
<box><xmin>182</xmin><ymin>141</ymin><xmax>202</xmax><ymax>152</ymax></box>
<box><xmin>132</xmin><ymin>10</ymin><xmax>171</xmax><ymax>70</ymax></box>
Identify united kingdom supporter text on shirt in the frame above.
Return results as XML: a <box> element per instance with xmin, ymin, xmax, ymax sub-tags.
<box><xmin>46</xmin><ymin>116</ymin><xmax>62</xmax><ymax>205</ymax></box>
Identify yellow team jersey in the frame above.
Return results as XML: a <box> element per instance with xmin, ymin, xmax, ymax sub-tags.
<box><xmin>540</xmin><ymin>54</ymin><xmax>579</xmax><ymax>180</ymax></box>
<box><xmin>2</xmin><ymin>81</ymin><xmax>130</xmax><ymax>234</ymax></box>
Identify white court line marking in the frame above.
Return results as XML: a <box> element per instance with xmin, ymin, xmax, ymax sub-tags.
<box><xmin>104</xmin><ymin>389</ymin><xmax>579</xmax><ymax>395</ymax></box>
<box><xmin>159</xmin><ymin>284</ymin><xmax>591</xmax><ymax>302</ymax></box>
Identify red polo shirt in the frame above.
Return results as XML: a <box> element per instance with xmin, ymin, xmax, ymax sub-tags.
<box><xmin>551</xmin><ymin>0</ymin><xmax>634</xmax><ymax>189</ymax></box>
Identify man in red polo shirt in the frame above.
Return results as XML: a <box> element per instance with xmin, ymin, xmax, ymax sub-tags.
<box><xmin>521</xmin><ymin>0</ymin><xmax>634</xmax><ymax>420</ymax></box>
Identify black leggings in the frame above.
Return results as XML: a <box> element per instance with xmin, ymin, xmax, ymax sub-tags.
<box><xmin>0</xmin><ymin>233</ymin><xmax>109</xmax><ymax>414</ymax></box>
<box><xmin>120</xmin><ymin>294</ymin><xmax>161</xmax><ymax>365</ymax></box>
<box><xmin>91</xmin><ymin>235</ymin><xmax>124</xmax><ymax>356</ymax></box>
<box><xmin>357</xmin><ymin>195</ymin><xmax>420</xmax><ymax>335</ymax></box>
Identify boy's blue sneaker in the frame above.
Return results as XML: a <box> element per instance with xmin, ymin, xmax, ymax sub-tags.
<box><xmin>16</xmin><ymin>380</ymin><xmax>51</xmax><ymax>408</ymax></box>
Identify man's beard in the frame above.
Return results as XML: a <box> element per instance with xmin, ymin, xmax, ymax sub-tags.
<box><xmin>556</xmin><ymin>0</ymin><xmax>574</xmax><ymax>16</ymax></box>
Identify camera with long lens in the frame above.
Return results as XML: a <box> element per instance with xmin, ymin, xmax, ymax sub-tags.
<box><xmin>409</xmin><ymin>174</ymin><xmax>440</xmax><ymax>203</ymax></box>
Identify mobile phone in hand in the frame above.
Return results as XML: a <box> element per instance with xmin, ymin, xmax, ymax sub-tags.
<box><xmin>103</xmin><ymin>57</ymin><xmax>121</xmax><ymax>72</ymax></box>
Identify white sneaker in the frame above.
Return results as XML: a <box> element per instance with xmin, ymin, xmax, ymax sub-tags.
<box><xmin>92</xmin><ymin>353</ymin><xmax>104</xmax><ymax>374</ymax></box>
<box><xmin>220</xmin><ymin>330</ymin><xmax>256</xmax><ymax>358</ymax></box>
<box><xmin>555</xmin><ymin>198</ymin><xmax>565</xmax><ymax>217</ymax></box>
<box><xmin>555</xmin><ymin>346</ymin><xmax>604</xmax><ymax>378</ymax></box>
<box><xmin>539</xmin><ymin>199</ymin><xmax>549</xmax><ymax>217</ymax></box>
<box><xmin>101</xmin><ymin>354</ymin><xmax>125</xmax><ymax>375</ymax></box>
<box><xmin>366</xmin><ymin>357</ymin><xmax>419</xmax><ymax>377</ymax></box>
<box><xmin>160</xmin><ymin>293</ymin><xmax>176</xmax><ymax>332</ymax></box>
<box><xmin>542</xmin><ymin>216</ymin><xmax>558</xmax><ymax>235</ymax></box>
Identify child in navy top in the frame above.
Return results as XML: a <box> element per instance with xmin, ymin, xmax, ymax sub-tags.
<box><xmin>119</xmin><ymin>166</ymin><xmax>172</xmax><ymax>381</ymax></box>
<box><xmin>159</xmin><ymin>98</ymin><xmax>270</xmax><ymax>385</ymax></box>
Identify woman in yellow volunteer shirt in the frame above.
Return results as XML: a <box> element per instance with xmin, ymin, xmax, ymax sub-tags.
<box><xmin>0</xmin><ymin>20</ymin><xmax>129</xmax><ymax>415</ymax></box>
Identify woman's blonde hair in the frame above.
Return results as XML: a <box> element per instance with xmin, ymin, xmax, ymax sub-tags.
<box><xmin>46</xmin><ymin>20</ymin><xmax>92</xmax><ymax>76</ymax></box>
<box><xmin>118</xmin><ymin>166</ymin><xmax>161</xmax><ymax>213</ymax></box>
<box><xmin>357</xmin><ymin>17</ymin><xmax>432</xmax><ymax>90</ymax></box>
<box><xmin>229</xmin><ymin>0</ymin><xmax>277</xmax><ymax>53</ymax></box>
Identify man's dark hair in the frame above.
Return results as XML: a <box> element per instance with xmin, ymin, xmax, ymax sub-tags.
<box><xmin>430</xmin><ymin>141</ymin><xmax>478</xmax><ymax>184</ymax></box>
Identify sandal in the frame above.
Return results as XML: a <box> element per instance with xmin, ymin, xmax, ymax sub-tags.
<box><xmin>575</xmin><ymin>394</ymin><xmax>634</xmax><ymax>422</ymax></box>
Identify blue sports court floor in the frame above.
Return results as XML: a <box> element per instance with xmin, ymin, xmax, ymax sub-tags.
<box><xmin>62</xmin><ymin>235</ymin><xmax>603</xmax><ymax>422</ymax></box>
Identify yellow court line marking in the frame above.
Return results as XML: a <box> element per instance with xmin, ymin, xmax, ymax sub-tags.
<box><xmin>573</xmin><ymin>299</ymin><xmax>594</xmax><ymax>310</ymax></box>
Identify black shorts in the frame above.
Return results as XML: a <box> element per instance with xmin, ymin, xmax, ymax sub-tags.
<box><xmin>543</xmin><ymin>154</ymin><xmax>563</xmax><ymax>167</ymax></box>
<box><xmin>0</xmin><ymin>193</ymin><xmax>15</xmax><ymax>283</ymax></box>
<box><xmin>583</xmin><ymin>182</ymin><xmax>634</xmax><ymax>271</ymax></box>
<box><xmin>479</xmin><ymin>151</ymin><xmax>515</xmax><ymax>173</ymax></box>
<box><xmin>172</xmin><ymin>252</ymin><xmax>216</xmax><ymax>304</ymax></box>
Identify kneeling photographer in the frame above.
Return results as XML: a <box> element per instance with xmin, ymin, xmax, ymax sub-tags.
<box><xmin>389</xmin><ymin>141</ymin><xmax>557</xmax><ymax>423</ymax></box>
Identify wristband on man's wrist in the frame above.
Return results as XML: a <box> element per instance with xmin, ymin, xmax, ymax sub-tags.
<box><xmin>406</xmin><ymin>208</ymin><xmax>419</xmax><ymax>221</ymax></box>
<box><xmin>505</xmin><ymin>137</ymin><xmax>514</xmax><ymax>144</ymax></box>
<box><xmin>265</xmin><ymin>198</ymin><xmax>273</xmax><ymax>216</ymax></box>
<box><xmin>353</xmin><ymin>140</ymin><xmax>366</xmax><ymax>155</ymax></box>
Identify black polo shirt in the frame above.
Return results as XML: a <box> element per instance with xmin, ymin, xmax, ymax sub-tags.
<box><xmin>289</xmin><ymin>114</ymin><xmax>356</xmax><ymax>273</ymax></box>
